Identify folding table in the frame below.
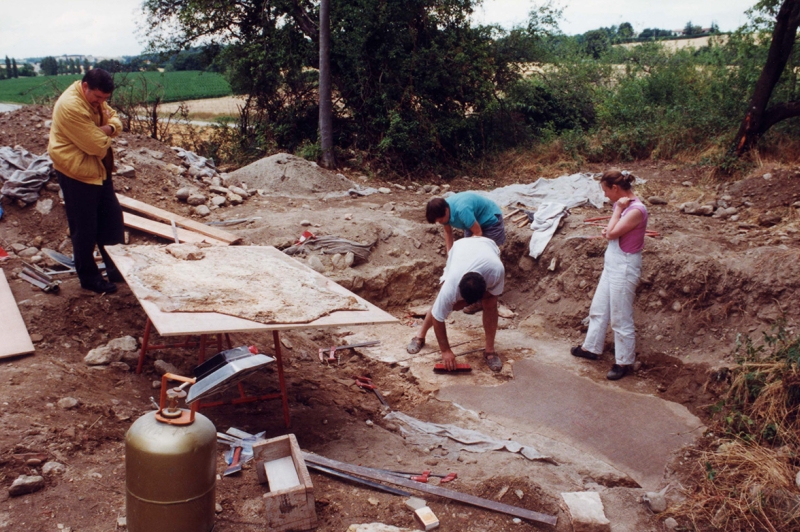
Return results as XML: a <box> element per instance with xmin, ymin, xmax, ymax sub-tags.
<box><xmin>105</xmin><ymin>245</ymin><xmax>398</xmax><ymax>427</ymax></box>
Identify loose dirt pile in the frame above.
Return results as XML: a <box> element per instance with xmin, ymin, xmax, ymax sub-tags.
<box><xmin>227</xmin><ymin>153</ymin><xmax>358</xmax><ymax>198</ymax></box>
<box><xmin>1</xmin><ymin>104</ymin><xmax>800</xmax><ymax>531</ymax></box>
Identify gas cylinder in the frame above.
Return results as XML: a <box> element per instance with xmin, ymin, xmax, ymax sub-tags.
<box><xmin>126</xmin><ymin>374</ymin><xmax>216</xmax><ymax>532</ymax></box>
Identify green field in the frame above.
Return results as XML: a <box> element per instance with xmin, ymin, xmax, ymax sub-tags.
<box><xmin>0</xmin><ymin>71</ymin><xmax>232</xmax><ymax>105</ymax></box>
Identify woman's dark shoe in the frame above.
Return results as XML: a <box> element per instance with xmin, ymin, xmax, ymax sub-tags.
<box><xmin>606</xmin><ymin>364</ymin><xmax>630</xmax><ymax>380</ymax></box>
<box><xmin>81</xmin><ymin>279</ymin><xmax>117</xmax><ymax>294</ymax></box>
<box><xmin>571</xmin><ymin>346</ymin><xmax>599</xmax><ymax>360</ymax></box>
<box><xmin>106</xmin><ymin>269</ymin><xmax>125</xmax><ymax>283</ymax></box>
<box><xmin>406</xmin><ymin>337</ymin><xmax>425</xmax><ymax>354</ymax></box>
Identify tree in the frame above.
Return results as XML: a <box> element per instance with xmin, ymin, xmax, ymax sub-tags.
<box><xmin>83</xmin><ymin>58</ymin><xmax>91</xmax><ymax>74</ymax></box>
<box><xmin>11</xmin><ymin>58</ymin><xmax>18</xmax><ymax>78</ymax></box>
<box><xmin>733</xmin><ymin>0</ymin><xmax>800</xmax><ymax>155</ymax></box>
<box><xmin>617</xmin><ymin>22</ymin><xmax>635</xmax><ymax>42</ymax></box>
<box><xmin>4</xmin><ymin>56</ymin><xmax>10</xmax><ymax>78</ymax></box>
<box><xmin>318</xmin><ymin>0</ymin><xmax>335</xmax><ymax>168</ymax></box>
<box><xmin>583</xmin><ymin>29</ymin><xmax>610</xmax><ymax>58</ymax></box>
<box><xmin>683</xmin><ymin>21</ymin><xmax>703</xmax><ymax>35</ymax></box>
<box><xmin>142</xmin><ymin>0</ymin><xmax>524</xmax><ymax>168</ymax></box>
<box><xmin>40</xmin><ymin>56</ymin><xmax>58</xmax><ymax>76</ymax></box>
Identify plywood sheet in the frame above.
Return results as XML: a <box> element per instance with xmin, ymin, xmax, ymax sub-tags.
<box><xmin>122</xmin><ymin>212</ymin><xmax>228</xmax><ymax>246</ymax></box>
<box><xmin>0</xmin><ymin>270</ymin><xmax>34</xmax><ymax>358</ymax></box>
<box><xmin>116</xmin><ymin>194</ymin><xmax>241</xmax><ymax>244</ymax></box>
<box><xmin>105</xmin><ymin>245</ymin><xmax>398</xmax><ymax>336</ymax></box>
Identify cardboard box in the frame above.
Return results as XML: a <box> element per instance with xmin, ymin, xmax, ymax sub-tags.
<box><xmin>253</xmin><ymin>434</ymin><xmax>317</xmax><ymax>532</ymax></box>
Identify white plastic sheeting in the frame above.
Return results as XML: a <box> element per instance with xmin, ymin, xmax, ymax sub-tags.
<box><xmin>0</xmin><ymin>146</ymin><xmax>53</xmax><ymax>203</ymax></box>
<box><xmin>478</xmin><ymin>172</ymin><xmax>605</xmax><ymax>210</ymax></box>
<box><xmin>384</xmin><ymin>411</ymin><xmax>551</xmax><ymax>462</ymax></box>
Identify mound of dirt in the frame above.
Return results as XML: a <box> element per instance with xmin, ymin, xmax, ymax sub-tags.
<box><xmin>227</xmin><ymin>153</ymin><xmax>357</xmax><ymax>197</ymax></box>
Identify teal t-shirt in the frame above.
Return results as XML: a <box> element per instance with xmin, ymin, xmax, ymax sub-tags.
<box><xmin>445</xmin><ymin>192</ymin><xmax>502</xmax><ymax>231</ymax></box>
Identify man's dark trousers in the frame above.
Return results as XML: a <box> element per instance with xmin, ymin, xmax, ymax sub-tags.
<box><xmin>56</xmin><ymin>170</ymin><xmax>124</xmax><ymax>285</ymax></box>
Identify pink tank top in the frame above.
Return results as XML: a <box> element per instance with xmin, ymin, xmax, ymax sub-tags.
<box><xmin>617</xmin><ymin>199</ymin><xmax>648</xmax><ymax>253</ymax></box>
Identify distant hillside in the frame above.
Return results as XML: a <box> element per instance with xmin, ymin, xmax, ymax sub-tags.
<box><xmin>619</xmin><ymin>34</ymin><xmax>729</xmax><ymax>51</ymax></box>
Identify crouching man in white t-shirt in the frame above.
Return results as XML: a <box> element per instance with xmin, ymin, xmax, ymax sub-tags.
<box><xmin>406</xmin><ymin>236</ymin><xmax>505</xmax><ymax>372</ymax></box>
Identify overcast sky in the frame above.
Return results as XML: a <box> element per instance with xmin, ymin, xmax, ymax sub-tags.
<box><xmin>1</xmin><ymin>0</ymin><xmax>758</xmax><ymax>59</ymax></box>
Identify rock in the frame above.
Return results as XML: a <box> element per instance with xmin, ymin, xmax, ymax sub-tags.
<box><xmin>758</xmin><ymin>213</ymin><xmax>782</xmax><ymax>227</ymax></box>
<box><xmin>579</xmin><ymin>280</ymin><xmax>588</xmax><ymax>289</ymax></box>
<box><xmin>45</xmin><ymin>182</ymin><xmax>60</xmax><ymax>192</ymax></box>
<box><xmin>643</xmin><ymin>491</ymin><xmax>668</xmax><ymax>513</ymax></box>
<box><xmin>209</xmin><ymin>185</ymin><xmax>229</xmax><ymax>195</ymax></box>
<box><xmin>648</xmin><ymin>196</ymin><xmax>668</xmax><ymax>205</ymax></box>
<box><xmin>117</xmin><ymin>138</ymin><xmax>128</xmax><ymax>146</ymax></box>
<box><xmin>763</xmin><ymin>173</ymin><xmax>772</xmax><ymax>180</ymax></box>
<box><xmin>672</xmin><ymin>301</ymin><xmax>682</xmax><ymax>312</ymax></box>
<box><xmin>548</xmin><ymin>258</ymin><xmax>557</xmax><ymax>271</ymax></box>
<box><xmin>392</xmin><ymin>183</ymin><xmax>406</xmax><ymax>190</ymax></box>
<box><xmin>344</xmin><ymin>213</ymin><xmax>353</xmax><ymax>221</ymax></box>
<box><xmin>116</xmin><ymin>165</ymin><xmax>136</xmax><ymax>178</ymax></box>
<box><xmin>681</xmin><ymin>201</ymin><xmax>714</xmax><ymax>216</ymax></box>
<box><xmin>215</xmin><ymin>503</ymin><xmax>223</xmax><ymax>514</ymax></box>
<box><xmin>166</xmin><ymin>244</ymin><xmax>205</xmax><ymax>261</ymax></box>
<box><xmin>85</xmin><ymin>346</ymin><xmax>115</xmax><ymax>365</ymax></box>
<box><xmin>796</xmin><ymin>470</ymin><xmax>800</xmax><ymax>490</ymax></box>
<box><xmin>382</xmin><ymin>202</ymin><xmax>395</xmax><ymax>212</ymax></box>
<box><xmin>226</xmin><ymin>193</ymin><xmax>243</xmax><ymax>205</ymax></box>
<box><xmin>85</xmin><ymin>336</ymin><xmax>138</xmax><ymax>366</ymax></box>
<box><xmin>109</xmin><ymin>362</ymin><xmax>131</xmax><ymax>372</ymax></box>
<box><xmin>498</xmin><ymin>305</ymin><xmax>515</xmax><ymax>319</ymax></box>
<box><xmin>18</xmin><ymin>247</ymin><xmax>39</xmax><ymax>258</ymax></box>
<box><xmin>10</xmin><ymin>243</ymin><xmax>26</xmax><ymax>253</ymax></box>
<box><xmin>35</xmin><ymin>198</ymin><xmax>53</xmax><ymax>215</ymax></box>
<box><xmin>30</xmin><ymin>333</ymin><xmax>43</xmax><ymax>343</ymax></box>
<box><xmin>545</xmin><ymin>292</ymin><xmax>561</xmax><ymax>303</ymax></box>
<box><xmin>194</xmin><ymin>205</ymin><xmax>211</xmax><ymax>217</ymax></box>
<box><xmin>229</xmin><ymin>186</ymin><xmax>248</xmax><ymax>197</ymax></box>
<box><xmin>423</xmin><ymin>185</ymin><xmax>433</xmax><ymax>193</ymax></box>
<box><xmin>176</xmin><ymin>187</ymin><xmax>193</xmax><ymax>201</ymax></box>
<box><xmin>430</xmin><ymin>185</ymin><xmax>441</xmax><ymax>194</ymax></box>
<box><xmin>117</xmin><ymin>516</ymin><xmax>128</xmax><ymax>527</ymax></box>
<box><xmin>166</xmin><ymin>163</ymin><xmax>185</xmax><ymax>176</ymax></box>
<box><xmin>187</xmin><ymin>193</ymin><xmax>207</xmax><ymax>206</ymax></box>
<box><xmin>518</xmin><ymin>256</ymin><xmax>534</xmax><ymax>272</ymax></box>
<box><xmin>663</xmin><ymin>517</ymin><xmax>679</xmax><ymax>530</ymax></box>
<box><xmin>42</xmin><ymin>462</ymin><xmax>66</xmax><ymax>476</ymax></box>
<box><xmin>378</xmin><ymin>187</ymin><xmax>392</xmax><ymax>194</ymax></box>
<box><xmin>211</xmin><ymin>196</ymin><xmax>226</xmax><ymax>207</ymax></box>
<box><xmin>300</xmin><ymin>220</ymin><xmax>312</xmax><ymax>227</ymax></box>
<box><xmin>9</xmin><ymin>475</ymin><xmax>45</xmax><ymax>497</ymax></box>
<box><xmin>344</xmin><ymin>252</ymin><xmax>355</xmax><ymax>268</ymax></box>
<box><xmin>514</xmin><ymin>489</ymin><xmax>524</xmax><ymax>499</ymax></box>
<box><xmin>308</xmin><ymin>255</ymin><xmax>325</xmax><ymax>273</ymax></box>
<box><xmin>681</xmin><ymin>181</ymin><xmax>692</xmax><ymax>186</ymax></box>
<box><xmin>561</xmin><ymin>492</ymin><xmax>610</xmax><ymax>532</ymax></box>
<box><xmin>331</xmin><ymin>254</ymin><xmax>343</xmax><ymax>269</ymax></box>
<box><xmin>58</xmin><ymin>397</ymin><xmax>79</xmax><ymax>409</ymax></box>
<box><xmin>154</xmin><ymin>360</ymin><xmax>179</xmax><ymax>376</ymax></box>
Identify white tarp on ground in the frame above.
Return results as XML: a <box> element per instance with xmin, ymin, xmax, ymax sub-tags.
<box><xmin>0</xmin><ymin>146</ymin><xmax>53</xmax><ymax>203</ymax></box>
<box><xmin>384</xmin><ymin>411</ymin><xmax>551</xmax><ymax>462</ymax></box>
<box><xmin>478</xmin><ymin>172</ymin><xmax>606</xmax><ymax>210</ymax></box>
<box><xmin>528</xmin><ymin>202</ymin><xmax>569</xmax><ymax>259</ymax></box>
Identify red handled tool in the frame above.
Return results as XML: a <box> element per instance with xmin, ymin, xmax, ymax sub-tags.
<box><xmin>354</xmin><ymin>376</ymin><xmax>390</xmax><ymax>408</ymax></box>
<box><xmin>434</xmin><ymin>363</ymin><xmax>472</xmax><ymax>373</ymax></box>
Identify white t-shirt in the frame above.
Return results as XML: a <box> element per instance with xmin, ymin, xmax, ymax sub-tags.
<box><xmin>431</xmin><ymin>236</ymin><xmax>505</xmax><ymax>322</ymax></box>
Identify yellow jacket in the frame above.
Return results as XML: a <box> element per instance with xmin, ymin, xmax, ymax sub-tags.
<box><xmin>48</xmin><ymin>81</ymin><xmax>123</xmax><ymax>185</ymax></box>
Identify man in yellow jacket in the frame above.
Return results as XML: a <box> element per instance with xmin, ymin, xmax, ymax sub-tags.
<box><xmin>48</xmin><ymin>69</ymin><xmax>124</xmax><ymax>294</ymax></box>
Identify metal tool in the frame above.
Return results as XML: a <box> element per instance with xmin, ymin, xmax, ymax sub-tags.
<box><xmin>223</xmin><ymin>446</ymin><xmax>243</xmax><ymax>476</ymax></box>
<box><xmin>305</xmin><ymin>463</ymin><xmax>412</xmax><ymax>497</ymax></box>
<box><xmin>354</xmin><ymin>376</ymin><xmax>390</xmax><ymax>408</ymax></box>
<box><xmin>20</xmin><ymin>265</ymin><xmax>60</xmax><ymax>292</ymax></box>
<box><xmin>318</xmin><ymin>340</ymin><xmax>380</xmax><ymax>363</ymax></box>
<box><xmin>379</xmin><ymin>469</ymin><xmax>458</xmax><ymax>483</ymax></box>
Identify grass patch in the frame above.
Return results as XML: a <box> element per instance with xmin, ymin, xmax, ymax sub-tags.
<box><xmin>671</xmin><ymin>322</ymin><xmax>800</xmax><ymax>531</ymax></box>
<box><xmin>0</xmin><ymin>71</ymin><xmax>232</xmax><ymax>105</ymax></box>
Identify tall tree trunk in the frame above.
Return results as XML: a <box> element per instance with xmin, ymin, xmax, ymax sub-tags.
<box><xmin>319</xmin><ymin>0</ymin><xmax>336</xmax><ymax>169</ymax></box>
<box><xmin>733</xmin><ymin>0</ymin><xmax>800</xmax><ymax>155</ymax></box>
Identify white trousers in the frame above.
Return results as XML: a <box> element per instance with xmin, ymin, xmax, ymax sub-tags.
<box><xmin>582</xmin><ymin>239</ymin><xmax>642</xmax><ymax>365</ymax></box>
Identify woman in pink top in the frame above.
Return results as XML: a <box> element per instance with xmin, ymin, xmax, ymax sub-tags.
<box><xmin>571</xmin><ymin>170</ymin><xmax>648</xmax><ymax>380</ymax></box>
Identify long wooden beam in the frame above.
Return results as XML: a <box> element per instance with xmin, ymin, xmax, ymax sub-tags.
<box><xmin>0</xmin><ymin>270</ymin><xmax>35</xmax><ymax>359</ymax></box>
<box><xmin>302</xmin><ymin>453</ymin><xmax>558</xmax><ymax>526</ymax></box>
<box><xmin>122</xmin><ymin>212</ymin><xmax>228</xmax><ymax>246</ymax></box>
<box><xmin>116</xmin><ymin>194</ymin><xmax>241</xmax><ymax>244</ymax></box>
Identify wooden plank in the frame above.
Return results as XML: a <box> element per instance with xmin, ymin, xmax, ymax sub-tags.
<box><xmin>117</xmin><ymin>194</ymin><xmax>241</xmax><ymax>244</ymax></box>
<box><xmin>0</xmin><ymin>270</ymin><xmax>35</xmax><ymax>359</ymax></box>
<box><xmin>265</xmin><ymin>456</ymin><xmax>301</xmax><ymax>492</ymax></box>
<box><xmin>105</xmin><ymin>245</ymin><xmax>399</xmax><ymax>336</ymax></box>
<box><xmin>122</xmin><ymin>212</ymin><xmax>228</xmax><ymax>246</ymax></box>
<box><xmin>302</xmin><ymin>453</ymin><xmax>558</xmax><ymax>527</ymax></box>
<box><xmin>502</xmin><ymin>208</ymin><xmax>521</xmax><ymax>220</ymax></box>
